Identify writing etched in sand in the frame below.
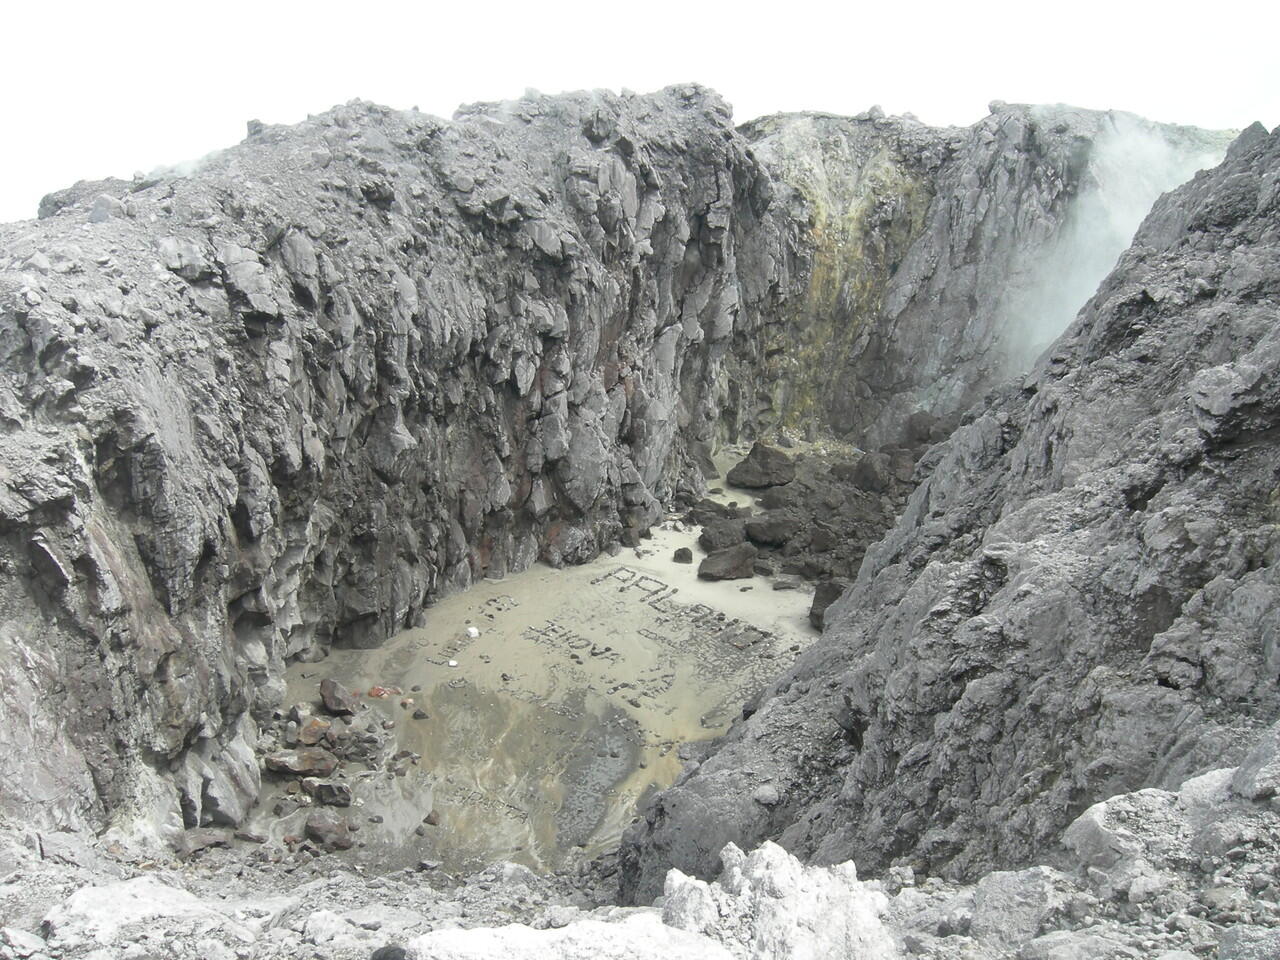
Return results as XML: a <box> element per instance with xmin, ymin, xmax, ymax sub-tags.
<box><xmin>264</xmin><ymin>518</ymin><xmax>814</xmax><ymax>873</ymax></box>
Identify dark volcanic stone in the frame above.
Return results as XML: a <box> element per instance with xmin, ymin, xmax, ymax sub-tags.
<box><xmin>684</xmin><ymin>497</ymin><xmax>734</xmax><ymax>526</ymax></box>
<box><xmin>319</xmin><ymin>678</ymin><xmax>359</xmax><ymax>716</ymax></box>
<box><xmin>809</xmin><ymin>579</ymin><xmax>848</xmax><ymax>629</ymax></box>
<box><xmin>698</xmin><ymin>518</ymin><xmax>746</xmax><ymax>551</ymax></box>
<box><xmin>725</xmin><ymin>442</ymin><xmax>796</xmax><ymax>488</ymax></box>
<box><xmin>808</xmin><ymin>578</ymin><xmax>849</xmax><ymax>632</ymax></box>
<box><xmin>297</xmin><ymin>716</ymin><xmax>332</xmax><ymax>745</ymax></box>
<box><xmin>176</xmin><ymin>828</ymin><xmax>232</xmax><ymax>858</ymax></box>
<box><xmin>698</xmin><ymin>543</ymin><xmax>758</xmax><ymax>581</ymax></box>
<box><xmin>745</xmin><ymin>513</ymin><xmax>800</xmax><ymax>546</ymax></box>
<box><xmin>850</xmin><ymin>453</ymin><xmax>893</xmax><ymax>493</ymax></box>
<box><xmin>264</xmin><ymin>748</ymin><xmax>340</xmax><ymax>777</ymax></box>
<box><xmin>371</xmin><ymin>946</ymin><xmax>408</xmax><ymax>960</ymax></box>
<box><xmin>305</xmin><ymin>809</ymin><xmax>353</xmax><ymax>850</ymax></box>
<box><xmin>673</xmin><ymin>547</ymin><xmax>693</xmax><ymax>564</ymax></box>
<box><xmin>302</xmin><ymin>778</ymin><xmax>353</xmax><ymax>807</ymax></box>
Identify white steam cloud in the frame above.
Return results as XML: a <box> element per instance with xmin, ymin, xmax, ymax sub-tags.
<box><xmin>1004</xmin><ymin>112</ymin><xmax>1228</xmax><ymax>367</ymax></box>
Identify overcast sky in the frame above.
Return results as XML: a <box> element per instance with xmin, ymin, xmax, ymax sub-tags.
<box><xmin>2</xmin><ymin>0</ymin><xmax>1276</xmax><ymax>224</ymax></box>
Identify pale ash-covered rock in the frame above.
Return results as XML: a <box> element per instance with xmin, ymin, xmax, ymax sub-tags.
<box><xmin>621</xmin><ymin>122</ymin><xmax>1280</xmax><ymax>900</ymax></box>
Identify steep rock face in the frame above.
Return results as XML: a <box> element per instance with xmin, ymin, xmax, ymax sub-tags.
<box><xmin>0</xmin><ymin>86</ymin><xmax>799</xmax><ymax>836</ymax></box>
<box><xmin>725</xmin><ymin>104</ymin><xmax>1230</xmax><ymax>448</ymax></box>
<box><xmin>620</xmin><ymin>122</ymin><xmax>1280</xmax><ymax>901</ymax></box>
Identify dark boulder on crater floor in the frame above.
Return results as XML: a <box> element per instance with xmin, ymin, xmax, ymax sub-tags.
<box><xmin>264</xmin><ymin>748</ymin><xmax>340</xmax><ymax>778</ymax></box>
<box><xmin>698</xmin><ymin>543</ymin><xmax>758</xmax><ymax>580</ymax></box>
<box><xmin>725</xmin><ymin>442</ymin><xmax>796</xmax><ymax>488</ymax></box>
<box><xmin>744</xmin><ymin>513</ymin><xmax>800</xmax><ymax>546</ymax></box>
<box><xmin>305</xmin><ymin>809</ymin><xmax>354</xmax><ymax>850</ymax></box>
<box><xmin>698</xmin><ymin>518</ymin><xmax>747</xmax><ymax>552</ymax></box>
<box><xmin>319</xmin><ymin>679</ymin><xmax>359</xmax><ymax>716</ymax></box>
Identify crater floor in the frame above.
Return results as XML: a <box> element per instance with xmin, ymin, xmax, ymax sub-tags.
<box><xmin>256</xmin><ymin>503</ymin><xmax>815</xmax><ymax>873</ymax></box>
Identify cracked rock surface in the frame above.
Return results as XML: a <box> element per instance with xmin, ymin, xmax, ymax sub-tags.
<box><xmin>620</xmin><ymin>121</ymin><xmax>1280</xmax><ymax>907</ymax></box>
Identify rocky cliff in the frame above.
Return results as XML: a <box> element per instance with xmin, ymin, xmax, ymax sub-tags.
<box><xmin>621</xmin><ymin>121</ymin><xmax>1280</xmax><ymax>901</ymax></box>
<box><xmin>724</xmin><ymin>103</ymin><xmax>1229</xmax><ymax>449</ymax></box>
<box><xmin>0</xmin><ymin>86</ymin><xmax>798</xmax><ymax>839</ymax></box>
<box><xmin>0</xmin><ymin>82</ymin><xmax>1243</xmax><ymax>870</ymax></box>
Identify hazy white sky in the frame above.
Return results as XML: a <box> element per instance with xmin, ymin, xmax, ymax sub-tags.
<box><xmin>2</xmin><ymin>0</ymin><xmax>1276</xmax><ymax>223</ymax></box>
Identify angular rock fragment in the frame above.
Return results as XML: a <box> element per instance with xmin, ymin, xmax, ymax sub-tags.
<box><xmin>744</xmin><ymin>513</ymin><xmax>799</xmax><ymax>546</ymax></box>
<box><xmin>697</xmin><ymin>518</ymin><xmax>745</xmax><ymax>552</ymax></box>
<box><xmin>264</xmin><ymin>748</ymin><xmax>339</xmax><ymax>777</ymax></box>
<box><xmin>301</xmin><ymin>778</ymin><xmax>353</xmax><ymax>807</ymax></box>
<box><xmin>304</xmin><ymin>810</ymin><xmax>354</xmax><ymax>850</ymax></box>
<box><xmin>697</xmin><ymin>544</ymin><xmax>757</xmax><ymax>581</ymax></box>
<box><xmin>808</xmin><ymin>579</ymin><xmax>847</xmax><ymax>630</ymax></box>
<box><xmin>725</xmin><ymin>442</ymin><xmax>796</xmax><ymax>489</ymax></box>
<box><xmin>319</xmin><ymin>679</ymin><xmax>359</xmax><ymax>716</ymax></box>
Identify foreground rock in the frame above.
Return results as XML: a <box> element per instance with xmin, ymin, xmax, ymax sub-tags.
<box><xmin>623</xmin><ymin>123</ymin><xmax>1280</xmax><ymax>898</ymax></box>
<box><xmin>8</xmin><ymin>757</ymin><xmax>1280</xmax><ymax>959</ymax></box>
<box><xmin>319</xmin><ymin>679</ymin><xmax>359</xmax><ymax>716</ymax></box>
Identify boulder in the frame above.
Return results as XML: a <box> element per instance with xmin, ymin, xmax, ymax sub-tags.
<box><xmin>698</xmin><ymin>519</ymin><xmax>746</xmax><ymax>552</ymax></box>
<box><xmin>684</xmin><ymin>498</ymin><xmax>734</xmax><ymax>526</ymax></box>
<box><xmin>744</xmin><ymin>513</ymin><xmax>800</xmax><ymax>546</ymax></box>
<box><xmin>319</xmin><ymin>678</ymin><xmax>359</xmax><ymax>716</ymax></box>
<box><xmin>264</xmin><ymin>748</ymin><xmax>340</xmax><ymax>777</ymax></box>
<box><xmin>698</xmin><ymin>544</ymin><xmax>758</xmax><ymax>581</ymax></box>
<box><xmin>725</xmin><ymin>443</ymin><xmax>796</xmax><ymax>488</ymax></box>
<box><xmin>673</xmin><ymin>547</ymin><xmax>693</xmax><ymax>564</ymax></box>
<box><xmin>849</xmin><ymin>453</ymin><xmax>892</xmax><ymax>493</ymax></box>
<box><xmin>298</xmin><ymin>716</ymin><xmax>332</xmax><ymax>746</ymax></box>
<box><xmin>305</xmin><ymin>810</ymin><xmax>354</xmax><ymax>850</ymax></box>
<box><xmin>302</xmin><ymin>778</ymin><xmax>354</xmax><ymax>807</ymax></box>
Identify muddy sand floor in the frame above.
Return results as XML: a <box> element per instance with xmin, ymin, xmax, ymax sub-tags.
<box><xmin>258</xmin><ymin>455</ymin><xmax>816</xmax><ymax>873</ymax></box>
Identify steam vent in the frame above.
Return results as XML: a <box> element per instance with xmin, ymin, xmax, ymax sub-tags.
<box><xmin>1</xmin><ymin>86</ymin><xmax>1278</xmax><ymax>958</ymax></box>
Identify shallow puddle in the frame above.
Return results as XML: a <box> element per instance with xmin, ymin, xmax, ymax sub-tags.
<box><xmin>259</xmin><ymin>458</ymin><xmax>816</xmax><ymax>873</ymax></box>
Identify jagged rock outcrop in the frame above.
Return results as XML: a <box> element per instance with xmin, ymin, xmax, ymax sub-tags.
<box><xmin>0</xmin><ymin>85</ymin><xmax>799</xmax><ymax>838</ymax></box>
<box><xmin>725</xmin><ymin>104</ymin><xmax>1231</xmax><ymax>449</ymax></box>
<box><xmin>621</xmin><ymin>121</ymin><xmax>1279</xmax><ymax>900</ymax></box>
<box><xmin>0</xmin><ymin>79</ymin><xmax>1249</xmax><ymax>875</ymax></box>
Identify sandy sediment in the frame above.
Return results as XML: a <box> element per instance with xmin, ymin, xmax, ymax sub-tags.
<box><xmin>265</xmin><ymin>503</ymin><xmax>815</xmax><ymax>873</ymax></box>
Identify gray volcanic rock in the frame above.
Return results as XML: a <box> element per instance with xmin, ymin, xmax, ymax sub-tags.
<box><xmin>807</xmin><ymin>579</ymin><xmax>847</xmax><ymax>630</ymax></box>
<box><xmin>0</xmin><ymin>85</ymin><xmax>800</xmax><ymax>838</ymax></box>
<box><xmin>724</xmin><ymin>441</ymin><xmax>796</xmax><ymax>488</ymax></box>
<box><xmin>620</xmin><ymin>123</ymin><xmax>1280</xmax><ymax>901</ymax></box>
<box><xmin>697</xmin><ymin>518</ymin><xmax>747</xmax><ymax>551</ymax></box>
<box><xmin>697</xmin><ymin>544</ymin><xmax>758</xmax><ymax>581</ymax></box>
<box><xmin>319</xmin><ymin>678</ymin><xmax>359</xmax><ymax>716</ymax></box>
<box><xmin>264</xmin><ymin>748</ymin><xmax>339</xmax><ymax>778</ymax></box>
<box><xmin>725</xmin><ymin>104</ymin><xmax>1232</xmax><ymax>449</ymax></box>
<box><xmin>0</xmin><ymin>79</ymin><xmax>1250</xmax><ymax>883</ymax></box>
